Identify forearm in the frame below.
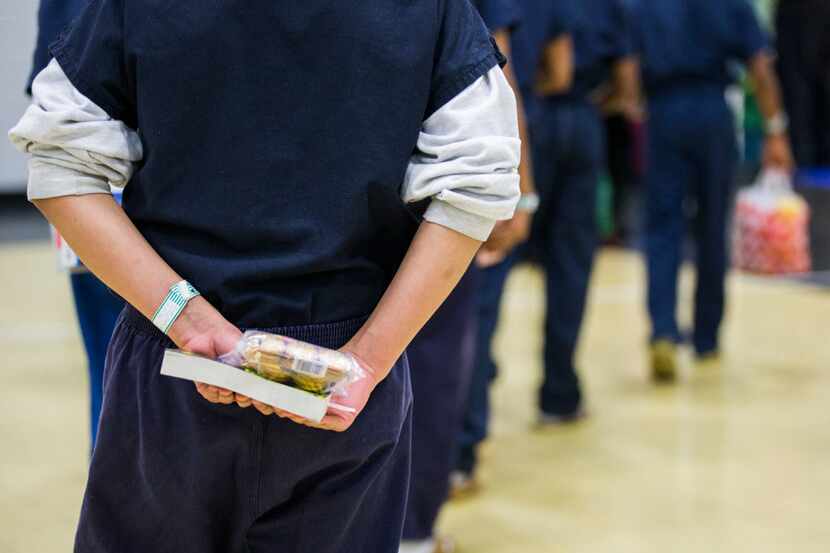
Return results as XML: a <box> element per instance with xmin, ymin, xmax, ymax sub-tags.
<box><xmin>613</xmin><ymin>57</ymin><xmax>643</xmax><ymax>118</ymax></box>
<box><xmin>494</xmin><ymin>30</ymin><xmax>534</xmax><ymax>195</ymax></box>
<box><xmin>749</xmin><ymin>53</ymin><xmax>785</xmax><ymax>121</ymax></box>
<box><xmin>345</xmin><ymin>221</ymin><xmax>481</xmax><ymax>376</ymax></box>
<box><xmin>536</xmin><ymin>36</ymin><xmax>573</xmax><ymax>96</ymax></box>
<box><xmin>32</xmin><ymin>194</ymin><xmax>221</xmax><ymax>344</ymax></box>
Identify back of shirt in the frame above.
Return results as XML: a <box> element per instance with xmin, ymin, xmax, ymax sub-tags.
<box><xmin>509</xmin><ymin>0</ymin><xmax>572</xmax><ymax>102</ymax></box>
<box><xmin>51</xmin><ymin>0</ymin><xmax>501</xmax><ymax>327</ymax></box>
<box><xmin>566</xmin><ymin>0</ymin><xmax>633</xmax><ymax>100</ymax></box>
<box><xmin>630</xmin><ymin>0</ymin><xmax>769</xmax><ymax>94</ymax></box>
<box><xmin>473</xmin><ymin>0</ymin><xmax>522</xmax><ymax>33</ymax></box>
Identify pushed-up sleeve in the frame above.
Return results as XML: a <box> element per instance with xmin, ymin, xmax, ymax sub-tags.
<box><xmin>402</xmin><ymin>66</ymin><xmax>521</xmax><ymax>241</ymax></box>
<box><xmin>9</xmin><ymin>59</ymin><xmax>143</xmax><ymax>201</ymax></box>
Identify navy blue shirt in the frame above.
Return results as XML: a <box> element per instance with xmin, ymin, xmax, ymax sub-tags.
<box><xmin>509</xmin><ymin>0</ymin><xmax>573</xmax><ymax>102</ymax></box>
<box><xmin>563</xmin><ymin>0</ymin><xmax>633</xmax><ymax>100</ymax></box>
<box><xmin>630</xmin><ymin>0</ymin><xmax>769</xmax><ymax>94</ymax></box>
<box><xmin>473</xmin><ymin>0</ymin><xmax>522</xmax><ymax>33</ymax></box>
<box><xmin>27</xmin><ymin>0</ymin><xmax>88</xmax><ymax>92</ymax></box>
<box><xmin>51</xmin><ymin>0</ymin><xmax>501</xmax><ymax>328</ymax></box>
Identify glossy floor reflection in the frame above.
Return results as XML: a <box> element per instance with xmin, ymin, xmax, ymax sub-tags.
<box><xmin>1</xmin><ymin>244</ymin><xmax>828</xmax><ymax>552</ymax></box>
<box><xmin>439</xmin><ymin>250</ymin><xmax>830</xmax><ymax>552</ymax></box>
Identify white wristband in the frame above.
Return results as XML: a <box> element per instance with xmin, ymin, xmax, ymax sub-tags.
<box><xmin>151</xmin><ymin>280</ymin><xmax>201</xmax><ymax>334</ymax></box>
<box><xmin>765</xmin><ymin>113</ymin><xmax>789</xmax><ymax>136</ymax></box>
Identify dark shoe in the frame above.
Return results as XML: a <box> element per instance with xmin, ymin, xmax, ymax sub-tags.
<box><xmin>650</xmin><ymin>339</ymin><xmax>677</xmax><ymax>383</ymax></box>
<box><xmin>537</xmin><ymin>406</ymin><xmax>587</xmax><ymax>427</ymax></box>
<box><xmin>695</xmin><ymin>349</ymin><xmax>721</xmax><ymax>367</ymax></box>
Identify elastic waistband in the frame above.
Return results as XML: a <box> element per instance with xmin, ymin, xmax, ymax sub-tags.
<box><xmin>118</xmin><ymin>304</ymin><xmax>368</xmax><ymax>350</ymax></box>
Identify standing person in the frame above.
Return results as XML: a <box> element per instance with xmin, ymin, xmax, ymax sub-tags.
<box><xmin>532</xmin><ymin>0</ymin><xmax>639</xmax><ymax>423</ymax></box>
<box><xmin>631</xmin><ymin>0</ymin><xmax>793</xmax><ymax>381</ymax></box>
<box><xmin>775</xmin><ymin>0</ymin><xmax>830</xmax><ymax>168</ymax></box>
<box><xmin>401</xmin><ymin>3</ymin><xmax>534</xmax><ymax>549</ymax></box>
<box><xmin>27</xmin><ymin>0</ymin><xmax>124</xmax><ymax>448</ymax></box>
<box><xmin>9</xmin><ymin>1</ymin><xmax>520</xmax><ymax>552</ymax></box>
<box><xmin>452</xmin><ymin>0</ymin><xmax>574</xmax><ymax>496</ymax></box>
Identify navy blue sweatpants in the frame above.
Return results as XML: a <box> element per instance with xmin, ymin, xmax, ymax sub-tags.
<box><xmin>403</xmin><ymin>268</ymin><xmax>479</xmax><ymax>540</ymax></box>
<box><xmin>645</xmin><ymin>89</ymin><xmax>737</xmax><ymax>355</ymax></box>
<box><xmin>532</xmin><ymin>100</ymin><xmax>604</xmax><ymax>416</ymax></box>
<box><xmin>455</xmin><ymin>255</ymin><xmax>515</xmax><ymax>474</ymax></box>
<box><xmin>75</xmin><ymin>306</ymin><xmax>412</xmax><ymax>553</ymax></box>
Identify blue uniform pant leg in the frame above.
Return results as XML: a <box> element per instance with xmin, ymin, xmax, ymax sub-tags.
<box><xmin>537</xmin><ymin>105</ymin><xmax>602</xmax><ymax>416</ymax></box>
<box><xmin>251</xmin><ymin>356</ymin><xmax>413</xmax><ymax>553</ymax></box>
<box><xmin>403</xmin><ymin>268</ymin><xmax>479</xmax><ymax>540</ymax></box>
<box><xmin>76</xmin><ymin>311</ymin><xmax>260</xmax><ymax>553</ymax></box>
<box><xmin>690</xmin><ymin>116</ymin><xmax>737</xmax><ymax>355</ymax></box>
<box><xmin>69</xmin><ymin>272</ymin><xmax>124</xmax><ymax>448</ymax></box>
<box><xmin>455</xmin><ymin>256</ymin><xmax>514</xmax><ymax>474</ymax></box>
<box><xmin>76</xmin><ymin>308</ymin><xmax>413</xmax><ymax>553</ymax></box>
<box><xmin>645</xmin><ymin>113</ymin><xmax>690</xmax><ymax>345</ymax></box>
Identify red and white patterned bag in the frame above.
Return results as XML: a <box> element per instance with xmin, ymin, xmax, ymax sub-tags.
<box><xmin>732</xmin><ymin>170</ymin><xmax>811</xmax><ymax>274</ymax></box>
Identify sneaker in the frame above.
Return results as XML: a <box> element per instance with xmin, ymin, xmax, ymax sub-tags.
<box><xmin>536</xmin><ymin>406</ymin><xmax>587</xmax><ymax>427</ymax></box>
<box><xmin>695</xmin><ymin>349</ymin><xmax>721</xmax><ymax>368</ymax></box>
<box><xmin>449</xmin><ymin>470</ymin><xmax>480</xmax><ymax>500</ymax></box>
<box><xmin>650</xmin><ymin>339</ymin><xmax>677</xmax><ymax>383</ymax></box>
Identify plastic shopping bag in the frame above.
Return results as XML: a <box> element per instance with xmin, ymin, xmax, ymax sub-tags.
<box><xmin>732</xmin><ymin>170</ymin><xmax>811</xmax><ymax>274</ymax></box>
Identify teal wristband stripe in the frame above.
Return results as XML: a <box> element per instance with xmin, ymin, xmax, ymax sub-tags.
<box><xmin>151</xmin><ymin>280</ymin><xmax>201</xmax><ymax>334</ymax></box>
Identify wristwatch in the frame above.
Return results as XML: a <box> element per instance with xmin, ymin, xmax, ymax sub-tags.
<box><xmin>516</xmin><ymin>193</ymin><xmax>540</xmax><ymax>213</ymax></box>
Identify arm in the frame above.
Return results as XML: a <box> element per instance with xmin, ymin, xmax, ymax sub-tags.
<box><xmin>610</xmin><ymin>56</ymin><xmax>644</xmax><ymax>122</ymax></box>
<box><xmin>748</xmin><ymin>52</ymin><xmax>794</xmax><ymax>171</ymax></box>
<box><xmin>16</xmin><ymin>62</ymin><xmax>519</xmax><ymax>431</ymax></box>
<box><xmin>534</xmin><ymin>35</ymin><xmax>574</xmax><ymax>96</ymax></box>
<box><xmin>345</xmin><ymin>222</ymin><xmax>481</xmax><ymax>375</ymax></box>
<box><xmin>478</xmin><ymin>29</ymin><xmax>537</xmax><ymax>265</ymax></box>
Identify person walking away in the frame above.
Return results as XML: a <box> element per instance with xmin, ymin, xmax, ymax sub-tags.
<box><xmin>631</xmin><ymin>0</ymin><xmax>793</xmax><ymax>381</ymax></box>
<box><xmin>451</xmin><ymin>0</ymin><xmax>574</xmax><ymax>496</ymax></box>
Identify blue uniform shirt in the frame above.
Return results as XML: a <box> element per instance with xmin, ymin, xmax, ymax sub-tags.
<box><xmin>630</xmin><ymin>0</ymin><xmax>769</xmax><ymax>94</ymax></box>
<box><xmin>27</xmin><ymin>0</ymin><xmax>88</xmax><ymax>92</ymax></box>
<box><xmin>51</xmin><ymin>0</ymin><xmax>502</xmax><ymax>327</ymax></box>
<box><xmin>564</xmin><ymin>0</ymin><xmax>633</xmax><ymax>100</ymax></box>
<box><xmin>509</xmin><ymin>0</ymin><xmax>573</xmax><ymax>102</ymax></box>
<box><xmin>473</xmin><ymin>0</ymin><xmax>522</xmax><ymax>33</ymax></box>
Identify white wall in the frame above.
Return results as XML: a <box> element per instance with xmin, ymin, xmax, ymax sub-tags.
<box><xmin>0</xmin><ymin>2</ymin><xmax>39</xmax><ymax>193</ymax></box>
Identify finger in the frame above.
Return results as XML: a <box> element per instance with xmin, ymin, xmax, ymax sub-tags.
<box><xmin>319</xmin><ymin>414</ymin><xmax>349</xmax><ymax>432</ymax></box>
<box><xmin>214</xmin><ymin>386</ymin><xmax>235</xmax><ymax>405</ymax></box>
<box><xmin>251</xmin><ymin>400</ymin><xmax>274</xmax><ymax>416</ymax></box>
<box><xmin>195</xmin><ymin>381</ymin><xmax>219</xmax><ymax>403</ymax></box>
<box><xmin>273</xmin><ymin>408</ymin><xmax>308</xmax><ymax>425</ymax></box>
<box><xmin>235</xmin><ymin>394</ymin><xmax>253</xmax><ymax>408</ymax></box>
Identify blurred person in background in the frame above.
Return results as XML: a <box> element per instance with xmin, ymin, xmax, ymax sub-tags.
<box><xmin>775</xmin><ymin>0</ymin><xmax>830</xmax><ymax>168</ymax></box>
<box><xmin>27</xmin><ymin>0</ymin><xmax>124</xmax><ymax>449</ymax></box>
<box><xmin>451</xmin><ymin>0</ymin><xmax>572</xmax><ymax>497</ymax></box>
<box><xmin>401</xmin><ymin>3</ymin><xmax>535</xmax><ymax>550</ymax></box>
<box><xmin>630</xmin><ymin>0</ymin><xmax>793</xmax><ymax>381</ymax></box>
<box><xmin>600</xmin><ymin>87</ymin><xmax>645</xmax><ymax>246</ymax></box>
<box><xmin>530</xmin><ymin>0</ymin><xmax>639</xmax><ymax>425</ymax></box>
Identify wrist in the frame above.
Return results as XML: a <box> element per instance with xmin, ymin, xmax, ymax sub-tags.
<box><xmin>515</xmin><ymin>193</ymin><xmax>540</xmax><ymax>213</ymax></box>
<box><xmin>168</xmin><ymin>296</ymin><xmax>227</xmax><ymax>348</ymax></box>
<box><xmin>765</xmin><ymin>113</ymin><xmax>788</xmax><ymax>136</ymax></box>
<box><xmin>341</xmin><ymin>328</ymin><xmax>396</xmax><ymax>384</ymax></box>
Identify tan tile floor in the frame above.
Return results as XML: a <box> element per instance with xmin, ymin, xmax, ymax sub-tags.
<box><xmin>1</xmin><ymin>244</ymin><xmax>828</xmax><ymax>552</ymax></box>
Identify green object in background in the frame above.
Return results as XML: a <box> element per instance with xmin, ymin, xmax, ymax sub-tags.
<box><xmin>597</xmin><ymin>173</ymin><xmax>615</xmax><ymax>238</ymax></box>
